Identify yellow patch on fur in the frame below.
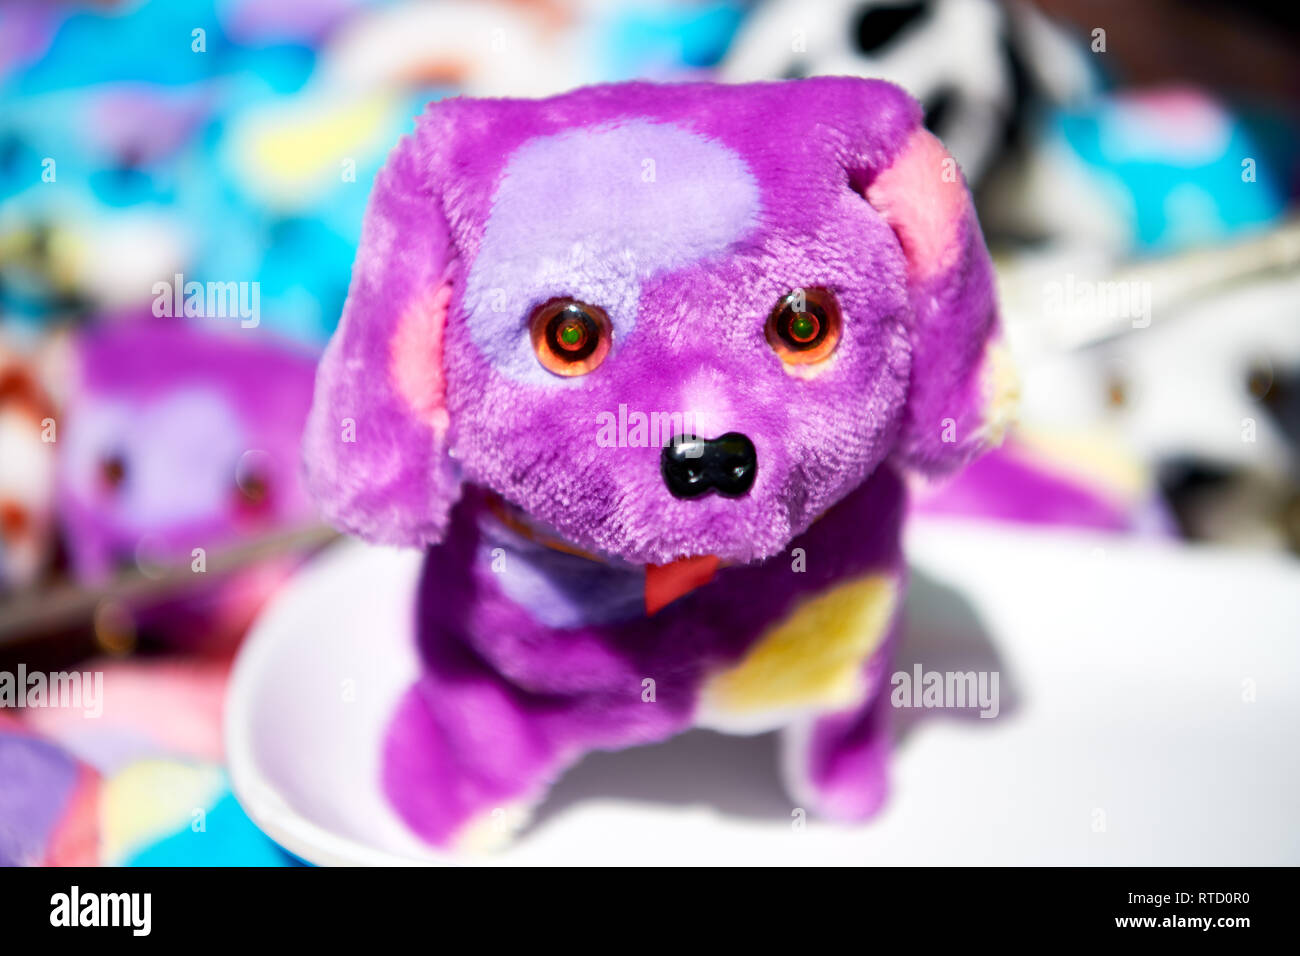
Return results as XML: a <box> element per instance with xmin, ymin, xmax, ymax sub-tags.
<box><xmin>980</xmin><ymin>339</ymin><xmax>1020</xmax><ymax>447</ymax></box>
<box><xmin>701</xmin><ymin>574</ymin><xmax>898</xmax><ymax>722</ymax></box>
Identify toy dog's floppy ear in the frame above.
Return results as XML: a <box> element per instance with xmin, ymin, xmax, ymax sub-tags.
<box><xmin>303</xmin><ymin>107</ymin><xmax>462</xmax><ymax>547</ymax></box>
<box><xmin>855</xmin><ymin>113</ymin><xmax>1017</xmax><ymax>477</ymax></box>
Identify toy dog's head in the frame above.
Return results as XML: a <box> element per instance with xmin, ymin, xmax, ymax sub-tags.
<box><xmin>59</xmin><ymin>319</ymin><xmax>318</xmax><ymax>583</ymax></box>
<box><xmin>306</xmin><ymin>78</ymin><xmax>1011</xmax><ymax>568</ymax></box>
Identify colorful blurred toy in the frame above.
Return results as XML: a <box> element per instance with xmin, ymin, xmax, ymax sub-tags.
<box><xmin>0</xmin><ymin>720</ymin><xmax>290</xmax><ymax>867</ymax></box>
<box><xmin>2</xmin><ymin>620</ymin><xmax>291</xmax><ymax>865</ymax></box>
<box><xmin>0</xmin><ymin>0</ymin><xmax>757</xmax><ymax>346</ymax></box>
<box><xmin>995</xmin><ymin>217</ymin><xmax>1300</xmax><ymax>550</ymax></box>
<box><xmin>0</xmin><ymin>0</ymin><xmax>338</xmax><ymax>342</ymax></box>
<box><xmin>0</xmin><ymin>342</ymin><xmax>57</xmax><ymax>592</ymax></box>
<box><xmin>0</xmin><ymin>718</ymin><xmax>100</xmax><ymax>866</ymax></box>
<box><xmin>983</xmin><ymin>87</ymin><xmax>1292</xmax><ymax>253</ymax></box>
<box><xmin>722</xmin><ymin>0</ymin><xmax>1095</xmax><ymax>192</ymax></box>
<box><xmin>0</xmin><ymin>84</ymin><xmax>199</xmax><ymax>322</ymax></box>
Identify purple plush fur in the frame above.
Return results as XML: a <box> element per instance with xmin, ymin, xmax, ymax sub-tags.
<box><xmin>304</xmin><ymin>78</ymin><xmax>1005</xmax><ymax>847</ymax></box>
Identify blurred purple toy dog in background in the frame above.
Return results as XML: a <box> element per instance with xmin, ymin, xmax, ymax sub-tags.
<box><xmin>58</xmin><ymin>318</ymin><xmax>319</xmax><ymax>651</ymax></box>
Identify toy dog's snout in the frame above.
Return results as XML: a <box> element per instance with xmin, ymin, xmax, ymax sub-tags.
<box><xmin>661</xmin><ymin>432</ymin><xmax>757</xmax><ymax>499</ymax></box>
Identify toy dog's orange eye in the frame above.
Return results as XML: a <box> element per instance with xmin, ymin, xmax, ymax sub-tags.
<box><xmin>530</xmin><ymin>299</ymin><xmax>612</xmax><ymax>376</ymax></box>
<box><xmin>766</xmin><ymin>288</ymin><xmax>841</xmax><ymax>365</ymax></box>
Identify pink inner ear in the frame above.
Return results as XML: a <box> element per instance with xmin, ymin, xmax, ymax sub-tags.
<box><xmin>865</xmin><ymin>129</ymin><xmax>969</xmax><ymax>281</ymax></box>
<box><xmin>390</xmin><ymin>281</ymin><xmax>452</xmax><ymax>434</ymax></box>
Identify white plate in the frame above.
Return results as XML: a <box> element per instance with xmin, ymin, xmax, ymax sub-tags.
<box><xmin>225</xmin><ymin>520</ymin><xmax>1300</xmax><ymax>865</ymax></box>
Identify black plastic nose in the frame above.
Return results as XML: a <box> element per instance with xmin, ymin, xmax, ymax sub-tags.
<box><xmin>661</xmin><ymin>432</ymin><xmax>757</xmax><ymax>499</ymax></box>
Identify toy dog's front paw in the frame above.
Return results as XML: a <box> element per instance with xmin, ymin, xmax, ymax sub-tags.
<box><xmin>382</xmin><ymin>678</ymin><xmax>559</xmax><ymax>853</ymax></box>
<box><xmin>779</xmin><ymin>697</ymin><xmax>892</xmax><ymax>824</ymax></box>
<box><xmin>448</xmin><ymin>801</ymin><xmax>534</xmax><ymax>855</ymax></box>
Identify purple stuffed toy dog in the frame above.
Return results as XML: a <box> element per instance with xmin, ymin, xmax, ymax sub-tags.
<box><xmin>58</xmin><ymin>318</ymin><xmax>320</xmax><ymax>650</ymax></box>
<box><xmin>304</xmin><ymin>77</ymin><xmax>1015</xmax><ymax>849</ymax></box>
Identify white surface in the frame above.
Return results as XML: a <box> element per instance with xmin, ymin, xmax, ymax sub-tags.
<box><xmin>226</xmin><ymin>521</ymin><xmax>1300</xmax><ymax>865</ymax></box>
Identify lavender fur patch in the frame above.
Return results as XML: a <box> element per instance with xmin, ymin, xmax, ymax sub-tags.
<box><xmin>462</xmin><ymin>121</ymin><xmax>760</xmax><ymax>384</ymax></box>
